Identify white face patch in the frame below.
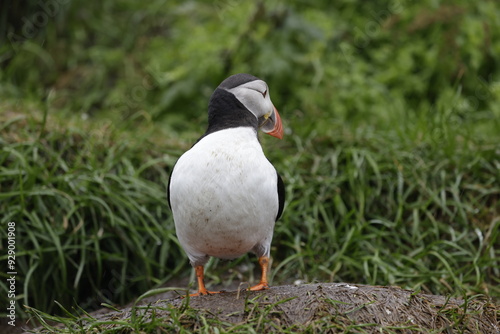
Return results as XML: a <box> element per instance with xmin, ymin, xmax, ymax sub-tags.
<box><xmin>226</xmin><ymin>80</ymin><xmax>275</xmax><ymax>119</ymax></box>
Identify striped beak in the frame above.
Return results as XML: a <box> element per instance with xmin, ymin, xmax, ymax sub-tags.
<box><xmin>260</xmin><ymin>106</ymin><xmax>283</xmax><ymax>139</ymax></box>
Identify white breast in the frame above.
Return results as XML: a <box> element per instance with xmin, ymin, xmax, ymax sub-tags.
<box><xmin>169</xmin><ymin>127</ymin><xmax>278</xmax><ymax>266</ymax></box>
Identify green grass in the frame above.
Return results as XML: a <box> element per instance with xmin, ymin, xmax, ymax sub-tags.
<box><xmin>272</xmin><ymin>119</ymin><xmax>499</xmax><ymax>295</ymax></box>
<box><xmin>1</xmin><ymin>0</ymin><xmax>499</xmax><ymax>332</ymax></box>
<box><xmin>0</xmin><ymin>109</ymin><xmax>188</xmax><ymax>316</ymax></box>
<box><xmin>1</xmin><ymin>99</ymin><xmax>498</xmax><ymax>327</ymax></box>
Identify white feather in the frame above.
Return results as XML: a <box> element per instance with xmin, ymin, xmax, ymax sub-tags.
<box><xmin>169</xmin><ymin>127</ymin><xmax>278</xmax><ymax>266</ymax></box>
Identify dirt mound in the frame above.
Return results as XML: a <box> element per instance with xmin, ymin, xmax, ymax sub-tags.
<box><xmin>162</xmin><ymin>283</ymin><xmax>498</xmax><ymax>332</ymax></box>
<box><xmin>22</xmin><ymin>283</ymin><xmax>499</xmax><ymax>333</ymax></box>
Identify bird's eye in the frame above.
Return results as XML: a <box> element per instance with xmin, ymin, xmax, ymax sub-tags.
<box><xmin>262</xmin><ymin>90</ymin><xmax>267</xmax><ymax>98</ymax></box>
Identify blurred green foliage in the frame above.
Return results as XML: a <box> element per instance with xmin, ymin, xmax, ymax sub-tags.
<box><xmin>2</xmin><ymin>0</ymin><xmax>499</xmax><ymax>128</ymax></box>
<box><xmin>0</xmin><ymin>0</ymin><xmax>499</xmax><ymax>320</ymax></box>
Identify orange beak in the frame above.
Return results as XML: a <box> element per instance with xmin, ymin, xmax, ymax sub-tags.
<box><xmin>267</xmin><ymin>107</ymin><xmax>284</xmax><ymax>139</ymax></box>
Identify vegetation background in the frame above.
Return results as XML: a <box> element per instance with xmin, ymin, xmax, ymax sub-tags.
<box><xmin>0</xmin><ymin>0</ymin><xmax>499</xmax><ymax>326</ymax></box>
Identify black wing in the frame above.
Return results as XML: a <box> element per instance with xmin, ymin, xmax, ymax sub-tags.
<box><xmin>276</xmin><ymin>171</ymin><xmax>285</xmax><ymax>221</ymax></box>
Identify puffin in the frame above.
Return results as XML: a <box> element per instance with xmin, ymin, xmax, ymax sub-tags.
<box><xmin>168</xmin><ymin>73</ymin><xmax>285</xmax><ymax>296</ymax></box>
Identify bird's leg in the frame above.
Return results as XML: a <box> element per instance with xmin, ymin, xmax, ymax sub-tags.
<box><xmin>249</xmin><ymin>255</ymin><xmax>270</xmax><ymax>291</ymax></box>
<box><xmin>189</xmin><ymin>265</ymin><xmax>221</xmax><ymax>297</ymax></box>
<box><xmin>194</xmin><ymin>265</ymin><xmax>209</xmax><ymax>296</ymax></box>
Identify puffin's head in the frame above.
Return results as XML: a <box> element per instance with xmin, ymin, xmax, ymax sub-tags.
<box><xmin>213</xmin><ymin>73</ymin><xmax>283</xmax><ymax>139</ymax></box>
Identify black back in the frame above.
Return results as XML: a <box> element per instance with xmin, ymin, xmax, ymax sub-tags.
<box><xmin>199</xmin><ymin>73</ymin><xmax>262</xmax><ymax>139</ymax></box>
<box><xmin>203</xmin><ymin>88</ymin><xmax>258</xmax><ymax>138</ymax></box>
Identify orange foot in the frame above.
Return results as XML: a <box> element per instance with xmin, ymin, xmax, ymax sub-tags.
<box><xmin>248</xmin><ymin>256</ymin><xmax>270</xmax><ymax>291</ymax></box>
<box><xmin>249</xmin><ymin>283</ymin><xmax>269</xmax><ymax>291</ymax></box>
<box><xmin>187</xmin><ymin>265</ymin><xmax>225</xmax><ymax>297</ymax></box>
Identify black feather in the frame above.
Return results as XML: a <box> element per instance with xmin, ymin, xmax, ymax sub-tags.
<box><xmin>218</xmin><ymin>73</ymin><xmax>259</xmax><ymax>90</ymax></box>
<box><xmin>167</xmin><ymin>164</ymin><xmax>174</xmax><ymax>209</ymax></box>
<box><xmin>276</xmin><ymin>171</ymin><xmax>285</xmax><ymax>221</ymax></box>
<box><xmin>195</xmin><ymin>88</ymin><xmax>258</xmax><ymax>143</ymax></box>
